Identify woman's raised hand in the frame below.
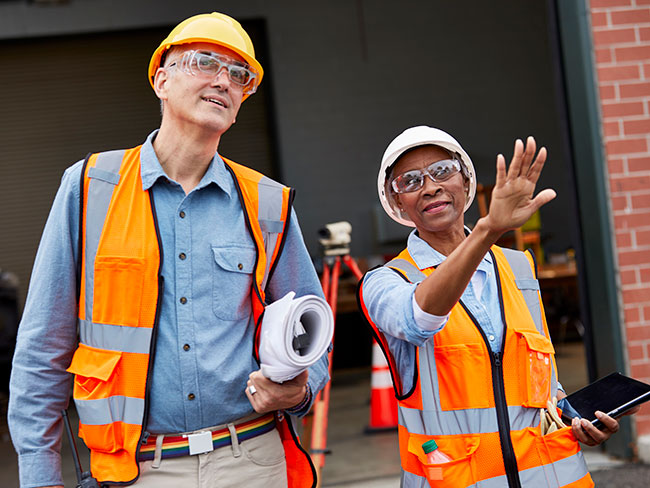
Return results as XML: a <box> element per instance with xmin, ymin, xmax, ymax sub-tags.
<box><xmin>485</xmin><ymin>136</ymin><xmax>556</xmax><ymax>235</ymax></box>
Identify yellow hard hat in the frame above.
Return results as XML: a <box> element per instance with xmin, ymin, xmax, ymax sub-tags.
<box><xmin>148</xmin><ymin>12</ymin><xmax>264</xmax><ymax>98</ymax></box>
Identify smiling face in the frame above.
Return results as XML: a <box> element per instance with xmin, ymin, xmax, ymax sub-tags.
<box><xmin>391</xmin><ymin>145</ymin><xmax>469</xmax><ymax>239</ymax></box>
<box><xmin>154</xmin><ymin>42</ymin><xmax>245</xmax><ymax>136</ymax></box>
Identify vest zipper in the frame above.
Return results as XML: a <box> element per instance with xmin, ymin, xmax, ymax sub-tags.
<box><xmin>491</xmin><ymin>351</ymin><xmax>521</xmax><ymax>488</ymax></box>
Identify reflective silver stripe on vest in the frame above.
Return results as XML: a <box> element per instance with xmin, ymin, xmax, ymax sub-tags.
<box><xmin>500</xmin><ymin>248</ymin><xmax>558</xmax><ymax>395</ymax></box>
<box><xmin>74</xmin><ymin>395</ymin><xmax>145</xmax><ymax>426</ymax></box>
<box><xmin>386</xmin><ymin>258</ymin><xmax>425</xmax><ymax>283</ymax></box>
<box><xmin>399</xmin><ymin>404</ymin><xmax>538</xmax><ymax>435</ymax></box>
<box><xmin>402</xmin><ymin>450</ymin><xmax>589</xmax><ymax>488</ymax></box>
<box><xmin>84</xmin><ymin>150</ymin><xmax>125</xmax><ymax>324</ymax></box>
<box><xmin>257</xmin><ymin>176</ymin><xmax>285</xmax><ymax>290</ymax></box>
<box><xmin>79</xmin><ymin>319</ymin><xmax>152</xmax><ymax>354</ymax></box>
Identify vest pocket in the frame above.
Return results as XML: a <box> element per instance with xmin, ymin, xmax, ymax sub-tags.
<box><xmin>93</xmin><ymin>256</ymin><xmax>145</xmax><ymax>327</ymax></box>
<box><xmin>434</xmin><ymin>343</ymin><xmax>491</xmax><ymax>410</ymax></box>
<box><xmin>533</xmin><ymin>425</ymin><xmax>586</xmax><ymax>484</ymax></box>
<box><xmin>515</xmin><ymin>329</ymin><xmax>555</xmax><ymax>408</ymax></box>
<box><xmin>407</xmin><ymin>433</ymin><xmax>480</xmax><ymax>487</ymax></box>
<box><xmin>212</xmin><ymin>245</ymin><xmax>256</xmax><ymax>320</ymax></box>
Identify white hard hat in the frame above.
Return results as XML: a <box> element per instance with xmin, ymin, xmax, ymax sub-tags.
<box><xmin>377</xmin><ymin>126</ymin><xmax>477</xmax><ymax>227</ymax></box>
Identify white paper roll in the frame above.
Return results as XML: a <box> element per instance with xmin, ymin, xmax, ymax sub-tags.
<box><xmin>259</xmin><ymin>291</ymin><xmax>334</xmax><ymax>382</ymax></box>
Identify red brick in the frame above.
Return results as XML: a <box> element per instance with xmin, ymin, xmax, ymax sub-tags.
<box><xmin>604</xmin><ymin>120</ymin><xmax>621</xmax><ymax>137</ymax></box>
<box><xmin>611</xmin><ymin>174</ymin><xmax>650</xmax><ymax>192</ymax></box>
<box><xmin>625</xmin><ymin>305</ymin><xmax>641</xmax><ymax>322</ymax></box>
<box><xmin>591</xmin><ymin>0</ymin><xmax>632</xmax><ymax>7</ymax></box>
<box><xmin>617</xmin><ymin>230</ymin><xmax>634</xmax><ymax>248</ymax></box>
<box><xmin>640</xmin><ymin>267</ymin><xmax>650</xmax><ymax>282</ymax></box>
<box><xmin>628</xmin><ymin>156</ymin><xmax>650</xmax><ymax>172</ymax></box>
<box><xmin>641</xmin><ymin>27</ymin><xmax>650</xmax><ymax>42</ymax></box>
<box><xmin>624</xmin><ymin>118</ymin><xmax>650</xmax><ymax>134</ymax></box>
<box><xmin>593</xmin><ymin>27</ymin><xmax>637</xmax><ymax>47</ymax></box>
<box><xmin>596</xmin><ymin>47</ymin><xmax>614</xmax><ymax>64</ymax></box>
<box><xmin>628</xmin><ymin>343</ymin><xmax>647</xmax><ymax>362</ymax></box>
<box><xmin>592</xmin><ymin>11</ymin><xmax>609</xmax><ymax>27</ymax></box>
<box><xmin>622</xmin><ymin>285</ymin><xmax>650</xmax><ymax>302</ymax></box>
<box><xmin>599</xmin><ymin>64</ymin><xmax>641</xmax><ymax>82</ymax></box>
<box><xmin>627</xmin><ymin>324</ymin><xmax>650</xmax><ymax>341</ymax></box>
<box><xmin>639</xmin><ymin>0</ymin><xmax>650</xmax><ymax>5</ymax></box>
<box><xmin>636</xmin><ymin>415</ymin><xmax>650</xmax><ymax>436</ymax></box>
<box><xmin>616</xmin><ymin>45</ymin><xmax>650</xmax><ymax>63</ymax></box>
<box><xmin>602</xmin><ymin>101</ymin><xmax>645</xmax><ymax>118</ymax></box>
<box><xmin>612</xmin><ymin>195</ymin><xmax>629</xmax><ymax>211</ymax></box>
<box><xmin>621</xmin><ymin>269</ymin><xmax>638</xmax><ymax>285</ymax></box>
<box><xmin>630</xmin><ymin>362</ymin><xmax>650</xmax><ymax>379</ymax></box>
<box><xmin>599</xmin><ymin>84</ymin><xmax>617</xmax><ymax>99</ymax></box>
<box><xmin>611</xmin><ymin>8</ymin><xmax>650</xmax><ymax>26</ymax></box>
<box><xmin>631</xmin><ymin>194</ymin><xmax>650</xmax><ymax>210</ymax></box>
<box><xmin>606</xmin><ymin>137</ymin><xmax>648</xmax><ymax>155</ymax></box>
<box><xmin>609</xmin><ymin>157</ymin><xmax>625</xmax><ymax>173</ymax></box>
<box><xmin>619</xmin><ymin>81</ymin><xmax>650</xmax><ymax>98</ymax></box>
<box><xmin>615</xmin><ymin>211</ymin><xmax>650</xmax><ymax>229</ymax></box>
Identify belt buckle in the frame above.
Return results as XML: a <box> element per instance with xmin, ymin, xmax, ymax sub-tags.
<box><xmin>184</xmin><ymin>430</ymin><xmax>214</xmax><ymax>456</ymax></box>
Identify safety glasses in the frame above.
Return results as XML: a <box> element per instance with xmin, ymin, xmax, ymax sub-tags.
<box><xmin>390</xmin><ymin>159</ymin><xmax>462</xmax><ymax>194</ymax></box>
<box><xmin>169</xmin><ymin>50</ymin><xmax>259</xmax><ymax>94</ymax></box>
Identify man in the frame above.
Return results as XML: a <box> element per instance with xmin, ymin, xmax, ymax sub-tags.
<box><xmin>8</xmin><ymin>12</ymin><xmax>328</xmax><ymax>488</ymax></box>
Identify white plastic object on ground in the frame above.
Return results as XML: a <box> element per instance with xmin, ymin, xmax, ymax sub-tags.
<box><xmin>259</xmin><ymin>291</ymin><xmax>333</xmax><ymax>383</ymax></box>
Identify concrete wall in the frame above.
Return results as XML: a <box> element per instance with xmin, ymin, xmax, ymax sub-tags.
<box><xmin>0</xmin><ymin>0</ymin><xmax>576</xmax><ymax>262</ymax></box>
<box><xmin>588</xmin><ymin>0</ymin><xmax>650</xmax><ymax>454</ymax></box>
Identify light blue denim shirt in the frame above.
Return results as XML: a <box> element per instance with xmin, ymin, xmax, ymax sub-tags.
<box><xmin>362</xmin><ymin>230</ymin><xmax>505</xmax><ymax>393</ymax></box>
<box><xmin>8</xmin><ymin>130</ymin><xmax>329</xmax><ymax>488</ymax></box>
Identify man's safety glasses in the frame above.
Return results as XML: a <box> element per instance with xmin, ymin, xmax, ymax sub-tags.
<box><xmin>391</xmin><ymin>159</ymin><xmax>462</xmax><ymax>194</ymax></box>
<box><xmin>169</xmin><ymin>50</ymin><xmax>259</xmax><ymax>94</ymax></box>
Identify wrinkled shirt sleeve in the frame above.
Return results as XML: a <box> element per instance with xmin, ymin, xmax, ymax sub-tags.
<box><xmin>362</xmin><ymin>266</ymin><xmax>445</xmax><ymax>346</ymax></box>
<box><xmin>266</xmin><ymin>209</ymin><xmax>329</xmax><ymax>417</ymax></box>
<box><xmin>8</xmin><ymin>161</ymin><xmax>85</xmax><ymax>488</ymax></box>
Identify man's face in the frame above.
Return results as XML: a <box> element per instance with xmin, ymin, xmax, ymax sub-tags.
<box><xmin>155</xmin><ymin>42</ymin><xmax>246</xmax><ymax>135</ymax></box>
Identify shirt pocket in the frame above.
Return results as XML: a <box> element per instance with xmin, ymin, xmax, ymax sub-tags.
<box><xmin>211</xmin><ymin>245</ymin><xmax>257</xmax><ymax>321</ymax></box>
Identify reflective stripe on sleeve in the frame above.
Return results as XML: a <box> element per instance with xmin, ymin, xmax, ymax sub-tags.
<box><xmin>79</xmin><ymin>319</ymin><xmax>152</xmax><ymax>354</ymax></box>
<box><xmin>74</xmin><ymin>395</ymin><xmax>145</xmax><ymax>426</ymax></box>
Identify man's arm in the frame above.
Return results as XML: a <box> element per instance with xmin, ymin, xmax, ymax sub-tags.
<box><xmin>247</xmin><ymin>209</ymin><xmax>329</xmax><ymax>415</ymax></box>
<box><xmin>8</xmin><ymin>161</ymin><xmax>84</xmax><ymax>488</ymax></box>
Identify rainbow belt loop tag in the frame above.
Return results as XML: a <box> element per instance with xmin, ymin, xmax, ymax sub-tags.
<box><xmin>185</xmin><ymin>431</ymin><xmax>214</xmax><ymax>455</ymax></box>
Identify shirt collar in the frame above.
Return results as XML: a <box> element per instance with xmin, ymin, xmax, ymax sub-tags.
<box><xmin>139</xmin><ymin>129</ymin><xmax>234</xmax><ymax>199</ymax></box>
<box><xmin>406</xmin><ymin>228</ymin><xmax>493</xmax><ymax>270</ymax></box>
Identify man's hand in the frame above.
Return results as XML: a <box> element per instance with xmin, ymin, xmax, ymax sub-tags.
<box><xmin>245</xmin><ymin>370</ymin><xmax>308</xmax><ymax>413</ymax></box>
<box><xmin>570</xmin><ymin>406</ymin><xmax>641</xmax><ymax>446</ymax></box>
<box><xmin>484</xmin><ymin>136</ymin><xmax>556</xmax><ymax>235</ymax></box>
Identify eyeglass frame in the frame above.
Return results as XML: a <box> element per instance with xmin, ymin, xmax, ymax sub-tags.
<box><xmin>390</xmin><ymin>157</ymin><xmax>464</xmax><ymax>194</ymax></box>
<box><xmin>166</xmin><ymin>50</ymin><xmax>259</xmax><ymax>95</ymax></box>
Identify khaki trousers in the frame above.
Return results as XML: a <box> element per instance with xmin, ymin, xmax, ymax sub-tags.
<box><xmin>109</xmin><ymin>423</ymin><xmax>287</xmax><ymax>488</ymax></box>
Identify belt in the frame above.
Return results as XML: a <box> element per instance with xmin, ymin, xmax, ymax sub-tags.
<box><xmin>139</xmin><ymin>412</ymin><xmax>276</xmax><ymax>461</ymax></box>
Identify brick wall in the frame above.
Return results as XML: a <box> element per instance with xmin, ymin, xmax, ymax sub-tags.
<box><xmin>590</xmin><ymin>0</ymin><xmax>650</xmax><ymax>437</ymax></box>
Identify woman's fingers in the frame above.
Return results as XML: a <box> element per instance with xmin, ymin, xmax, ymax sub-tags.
<box><xmin>526</xmin><ymin>146</ymin><xmax>548</xmax><ymax>182</ymax></box>
<box><xmin>519</xmin><ymin>136</ymin><xmax>537</xmax><ymax>177</ymax></box>
<box><xmin>506</xmin><ymin>139</ymin><xmax>525</xmax><ymax>179</ymax></box>
<box><xmin>495</xmin><ymin>153</ymin><xmax>507</xmax><ymax>188</ymax></box>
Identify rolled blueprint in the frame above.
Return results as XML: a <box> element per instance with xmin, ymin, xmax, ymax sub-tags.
<box><xmin>259</xmin><ymin>291</ymin><xmax>334</xmax><ymax>382</ymax></box>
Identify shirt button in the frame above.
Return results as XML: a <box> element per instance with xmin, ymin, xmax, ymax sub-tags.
<box><xmin>489</xmin><ymin>335</ymin><xmax>495</xmax><ymax>342</ymax></box>
<box><xmin>188</xmin><ymin>393</ymin><xmax>195</xmax><ymax>400</ymax></box>
<box><xmin>237</xmin><ymin>263</ymin><xmax>243</xmax><ymax>270</ymax></box>
<box><xmin>183</xmin><ymin>344</ymin><xmax>190</xmax><ymax>351</ymax></box>
<box><xmin>180</xmin><ymin>297</ymin><xmax>187</xmax><ymax>304</ymax></box>
<box><xmin>179</xmin><ymin>211</ymin><xmax>186</xmax><ymax>218</ymax></box>
<box><xmin>179</xmin><ymin>252</ymin><xmax>186</xmax><ymax>260</ymax></box>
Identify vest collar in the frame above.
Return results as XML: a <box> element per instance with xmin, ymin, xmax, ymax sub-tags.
<box><xmin>406</xmin><ymin>228</ymin><xmax>493</xmax><ymax>271</ymax></box>
<box><xmin>139</xmin><ymin>129</ymin><xmax>233</xmax><ymax>199</ymax></box>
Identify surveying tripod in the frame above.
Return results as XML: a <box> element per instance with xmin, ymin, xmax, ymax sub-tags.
<box><xmin>309</xmin><ymin>222</ymin><xmax>364</xmax><ymax>487</ymax></box>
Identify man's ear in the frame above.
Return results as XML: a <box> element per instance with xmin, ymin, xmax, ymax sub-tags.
<box><xmin>153</xmin><ymin>68</ymin><xmax>171</xmax><ymax>100</ymax></box>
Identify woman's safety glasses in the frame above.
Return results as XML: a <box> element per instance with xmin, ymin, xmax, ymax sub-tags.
<box><xmin>391</xmin><ymin>159</ymin><xmax>462</xmax><ymax>194</ymax></box>
<box><xmin>170</xmin><ymin>50</ymin><xmax>259</xmax><ymax>95</ymax></box>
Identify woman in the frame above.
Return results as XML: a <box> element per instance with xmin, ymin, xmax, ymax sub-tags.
<box><xmin>358</xmin><ymin>126</ymin><xmax>632</xmax><ymax>487</ymax></box>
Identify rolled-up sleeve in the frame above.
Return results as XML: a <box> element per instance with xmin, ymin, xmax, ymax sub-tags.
<box><xmin>362</xmin><ymin>266</ymin><xmax>445</xmax><ymax>346</ymax></box>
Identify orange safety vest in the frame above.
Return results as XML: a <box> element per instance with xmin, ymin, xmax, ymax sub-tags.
<box><xmin>358</xmin><ymin>246</ymin><xmax>594</xmax><ymax>488</ymax></box>
<box><xmin>65</xmin><ymin>146</ymin><xmax>316</xmax><ymax>486</ymax></box>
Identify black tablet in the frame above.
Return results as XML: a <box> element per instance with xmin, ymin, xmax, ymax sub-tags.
<box><xmin>560</xmin><ymin>372</ymin><xmax>650</xmax><ymax>429</ymax></box>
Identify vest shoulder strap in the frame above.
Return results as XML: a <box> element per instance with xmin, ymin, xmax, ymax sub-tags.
<box><xmin>500</xmin><ymin>247</ymin><xmax>544</xmax><ymax>334</ymax></box>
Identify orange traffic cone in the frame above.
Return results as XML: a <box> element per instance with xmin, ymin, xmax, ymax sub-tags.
<box><xmin>366</xmin><ymin>340</ymin><xmax>398</xmax><ymax>432</ymax></box>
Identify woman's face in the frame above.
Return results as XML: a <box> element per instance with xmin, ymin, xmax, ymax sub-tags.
<box><xmin>391</xmin><ymin>145</ymin><xmax>468</xmax><ymax>236</ymax></box>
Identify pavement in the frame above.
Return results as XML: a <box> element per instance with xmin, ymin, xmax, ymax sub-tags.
<box><xmin>1</xmin><ymin>342</ymin><xmax>650</xmax><ymax>486</ymax></box>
